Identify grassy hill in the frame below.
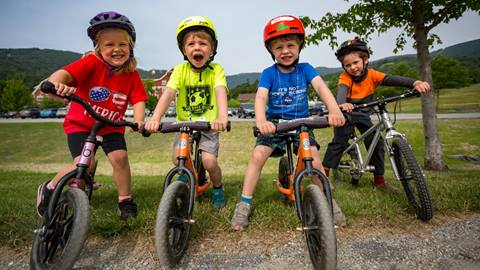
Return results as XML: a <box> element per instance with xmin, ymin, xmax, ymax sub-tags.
<box><xmin>1</xmin><ymin>39</ymin><xmax>479</xmax><ymax>88</ymax></box>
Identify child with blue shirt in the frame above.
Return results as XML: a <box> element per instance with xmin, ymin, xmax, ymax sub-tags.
<box><xmin>231</xmin><ymin>15</ymin><xmax>346</xmax><ymax>231</ymax></box>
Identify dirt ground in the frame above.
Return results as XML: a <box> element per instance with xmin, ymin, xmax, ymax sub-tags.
<box><xmin>1</xmin><ymin>213</ymin><xmax>479</xmax><ymax>269</ymax></box>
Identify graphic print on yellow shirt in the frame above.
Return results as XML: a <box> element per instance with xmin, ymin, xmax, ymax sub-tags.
<box><xmin>167</xmin><ymin>62</ymin><xmax>228</xmax><ymax>122</ymax></box>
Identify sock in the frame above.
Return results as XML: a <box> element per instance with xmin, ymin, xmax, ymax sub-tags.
<box><xmin>118</xmin><ymin>195</ymin><xmax>132</xmax><ymax>202</ymax></box>
<box><xmin>240</xmin><ymin>195</ymin><xmax>253</xmax><ymax>204</ymax></box>
<box><xmin>324</xmin><ymin>168</ymin><xmax>330</xmax><ymax>177</ymax></box>
<box><xmin>46</xmin><ymin>181</ymin><xmax>55</xmax><ymax>190</ymax></box>
<box><xmin>373</xmin><ymin>175</ymin><xmax>385</xmax><ymax>185</ymax></box>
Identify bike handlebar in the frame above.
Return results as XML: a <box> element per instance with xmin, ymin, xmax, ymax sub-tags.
<box><xmin>158</xmin><ymin>120</ymin><xmax>232</xmax><ymax>134</ymax></box>
<box><xmin>40</xmin><ymin>81</ymin><xmax>140</xmax><ymax>131</ymax></box>
<box><xmin>253</xmin><ymin>116</ymin><xmax>329</xmax><ymax>137</ymax></box>
<box><xmin>354</xmin><ymin>89</ymin><xmax>420</xmax><ymax>110</ymax></box>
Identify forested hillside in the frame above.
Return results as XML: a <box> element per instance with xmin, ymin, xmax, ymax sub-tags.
<box><xmin>0</xmin><ymin>38</ymin><xmax>479</xmax><ymax>91</ymax></box>
<box><xmin>0</xmin><ymin>48</ymin><xmax>166</xmax><ymax>88</ymax></box>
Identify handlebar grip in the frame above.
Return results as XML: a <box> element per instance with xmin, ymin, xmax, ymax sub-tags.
<box><xmin>40</xmin><ymin>81</ymin><xmax>57</xmax><ymax>95</ymax></box>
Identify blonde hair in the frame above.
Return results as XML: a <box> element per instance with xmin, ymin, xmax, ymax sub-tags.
<box><xmin>94</xmin><ymin>28</ymin><xmax>137</xmax><ymax>73</ymax></box>
<box><xmin>268</xmin><ymin>34</ymin><xmax>304</xmax><ymax>50</ymax></box>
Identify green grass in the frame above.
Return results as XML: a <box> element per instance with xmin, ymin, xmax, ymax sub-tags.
<box><xmin>387</xmin><ymin>83</ymin><xmax>480</xmax><ymax>113</ymax></box>
<box><xmin>0</xmin><ymin>119</ymin><xmax>479</xmax><ymax>248</ymax></box>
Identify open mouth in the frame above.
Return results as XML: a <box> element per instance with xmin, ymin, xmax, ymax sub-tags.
<box><xmin>193</xmin><ymin>54</ymin><xmax>204</xmax><ymax>62</ymax></box>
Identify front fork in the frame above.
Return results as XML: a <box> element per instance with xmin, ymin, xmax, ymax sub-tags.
<box><xmin>382</xmin><ymin>110</ymin><xmax>407</xmax><ymax>181</ymax></box>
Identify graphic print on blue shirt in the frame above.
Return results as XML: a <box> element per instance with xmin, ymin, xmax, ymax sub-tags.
<box><xmin>258</xmin><ymin>63</ymin><xmax>318</xmax><ymax>120</ymax></box>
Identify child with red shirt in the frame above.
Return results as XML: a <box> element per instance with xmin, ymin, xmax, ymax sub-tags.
<box><xmin>322</xmin><ymin>37</ymin><xmax>431</xmax><ymax>193</ymax></box>
<box><xmin>36</xmin><ymin>11</ymin><xmax>148</xmax><ymax>219</ymax></box>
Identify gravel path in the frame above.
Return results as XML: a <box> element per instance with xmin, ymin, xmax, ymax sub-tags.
<box><xmin>2</xmin><ymin>213</ymin><xmax>479</xmax><ymax>269</ymax></box>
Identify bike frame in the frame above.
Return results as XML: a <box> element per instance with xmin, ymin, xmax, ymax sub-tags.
<box><xmin>339</xmin><ymin>92</ymin><xmax>419</xmax><ymax>182</ymax></box>
<box><xmin>162</xmin><ymin>127</ymin><xmax>209</xmax><ymax>209</ymax></box>
<box><xmin>274</xmin><ymin>123</ymin><xmax>333</xmax><ymax>221</ymax></box>
<box><xmin>45</xmin><ymin>122</ymin><xmax>104</xmax><ymax>221</ymax></box>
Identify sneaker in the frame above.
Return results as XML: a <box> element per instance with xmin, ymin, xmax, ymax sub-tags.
<box><xmin>211</xmin><ymin>187</ymin><xmax>226</xmax><ymax>209</ymax></box>
<box><xmin>36</xmin><ymin>181</ymin><xmax>53</xmax><ymax>217</ymax></box>
<box><xmin>332</xmin><ymin>199</ymin><xmax>347</xmax><ymax>228</ymax></box>
<box><xmin>373</xmin><ymin>182</ymin><xmax>401</xmax><ymax>194</ymax></box>
<box><xmin>117</xmin><ymin>198</ymin><xmax>138</xmax><ymax>220</ymax></box>
<box><xmin>231</xmin><ymin>202</ymin><xmax>252</xmax><ymax>231</ymax></box>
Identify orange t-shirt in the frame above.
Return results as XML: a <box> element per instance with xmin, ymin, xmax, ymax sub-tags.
<box><xmin>338</xmin><ymin>69</ymin><xmax>385</xmax><ymax>101</ymax></box>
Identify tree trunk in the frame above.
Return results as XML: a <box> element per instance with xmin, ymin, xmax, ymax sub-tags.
<box><xmin>413</xmin><ymin>0</ymin><xmax>448</xmax><ymax>171</ymax></box>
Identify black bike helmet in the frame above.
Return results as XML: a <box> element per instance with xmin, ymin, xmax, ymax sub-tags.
<box><xmin>335</xmin><ymin>37</ymin><xmax>370</xmax><ymax>61</ymax></box>
<box><xmin>87</xmin><ymin>11</ymin><xmax>136</xmax><ymax>45</ymax></box>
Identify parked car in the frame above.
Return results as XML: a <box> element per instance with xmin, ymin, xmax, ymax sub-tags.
<box><xmin>165</xmin><ymin>106</ymin><xmax>176</xmax><ymax>117</ymax></box>
<box><xmin>56</xmin><ymin>107</ymin><xmax>69</xmax><ymax>118</ymax></box>
<box><xmin>308</xmin><ymin>101</ymin><xmax>328</xmax><ymax>116</ymax></box>
<box><xmin>40</xmin><ymin>108</ymin><xmax>58</xmax><ymax>118</ymax></box>
<box><xmin>124</xmin><ymin>108</ymin><xmax>134</xmax><ymax>118</ymax></box>
<box><xmin>20</xmin><ymin>107</ymin><xmax>40</xmax><ymax>118</ymax></box>
<box><xmin>5</xmin><ymin>111</ymin><xmax>19</xmax><ymax>118</ymax></box>
<box><xmin>238</xmin><ymin>103</ymin><xmax>255</xmax><ymax>118</ymax></box>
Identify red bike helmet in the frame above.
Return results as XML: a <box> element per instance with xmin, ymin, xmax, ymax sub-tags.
<box><xmin>87</xmin><ymin>11</ymin><xmax>136</xmax><ymax>46</ymax></box>
<box><xmin>335</xmin><ymin>37</ymin><xmax>370</xmax><ymax>61</ymax></box>
<box><xmin>263</xmin><ymin>15</ymin><xmax>305</xmax><ymax>50</ymax></box>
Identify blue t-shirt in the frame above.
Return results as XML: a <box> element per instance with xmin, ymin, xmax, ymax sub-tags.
<box><xmin>258</xmin><ymin>63</ymin><xmax>318</xmax><ymax>120</ymax></box>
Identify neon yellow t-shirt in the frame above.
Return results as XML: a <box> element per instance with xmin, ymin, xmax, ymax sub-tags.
<box><xmin>167</xmin><ymin>62</ymin><xmax>228</xmax><ymax>122</ymax></box>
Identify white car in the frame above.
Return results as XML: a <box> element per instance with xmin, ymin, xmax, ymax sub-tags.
<box><xmin>124</xmin><ymin>108</ymin><xmax>134</xmax><ymax>118</ymax></box>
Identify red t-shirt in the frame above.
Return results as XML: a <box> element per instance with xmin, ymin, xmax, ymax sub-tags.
<box><xmin>62</xmin><ymin>54</ymin><xmax>147</xmax><ymax>135</ymax></box>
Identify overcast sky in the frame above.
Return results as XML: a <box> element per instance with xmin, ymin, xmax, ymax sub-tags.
<box><xmin>1</xmin><ymin>0</ymin><xmax>479</xmax><ymax>75</ymax></box>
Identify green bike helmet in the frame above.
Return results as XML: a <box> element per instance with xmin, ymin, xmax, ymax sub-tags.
<box><xmin>176</xmin><ymin>16</ymin><xmax>218</xmax><ymax>62</ymax></box>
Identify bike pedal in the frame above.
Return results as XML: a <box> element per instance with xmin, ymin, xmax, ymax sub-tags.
<box><xmin>296</xmin><ymin>226</ymin><xmax>319</xmax><ymax>231</ymax></box>
<box><xmin>184</xmin><ymin>219</ymin><xmax>195</xmax><ymax>224</ymax></box>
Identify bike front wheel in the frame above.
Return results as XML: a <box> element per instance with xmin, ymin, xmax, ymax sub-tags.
<box><xmin>30</xmin><ymin>188</ymin><xmax>90</xmax><ymax>270</ymax></box>
<box><xmin>392</xmin><ymin>138</ymin><xmax>433</xmax><ymax>221</ymax></box>
<box><xmin>302</xmin><ymin>184</ymin><xmax>337</xmax><ymax>270</ymax></box>
<box><xmin>155</xmin><ymin>181</ymin><xmax>192</xmax><ymax>268</ymax></box>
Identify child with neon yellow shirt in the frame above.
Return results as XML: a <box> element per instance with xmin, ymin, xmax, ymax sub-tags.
<box><xmin>145</xmin><ymin>16</ymin><xmax>228</xmax><ymax>208</ymax></box>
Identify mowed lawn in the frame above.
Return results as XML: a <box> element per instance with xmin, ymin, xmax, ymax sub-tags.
<box><xmin>0</xmin><ymin>116</ymin><xmax>479</xmax><ymax>248</ymax></box>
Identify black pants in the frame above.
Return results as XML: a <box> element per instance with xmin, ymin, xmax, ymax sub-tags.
<box><xmin>322</xmin><ymin>113</ymin><xmax>385</xmax><ymax>176</ymax></box>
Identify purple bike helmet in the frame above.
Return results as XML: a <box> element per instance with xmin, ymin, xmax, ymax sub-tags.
<box><xmin>87</xmin><ymin>11</ymin><xmax>136</xmax><ymax>45</ymax></box>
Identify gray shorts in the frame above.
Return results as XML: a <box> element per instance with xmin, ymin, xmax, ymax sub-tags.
<box><xmin>173</xmin><ymin>131</ymin><xmax>220</xmax><ymax>157</ymax></box>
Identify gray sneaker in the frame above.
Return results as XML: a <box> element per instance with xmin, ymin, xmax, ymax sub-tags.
<box><xmin>332</xmin><ymin>199</ymin><xmax>347</xmax><ymax>228</ymax></box>
<box><xmin>231</xmin><ymin>202</ymin><xmax>252</xmax><ymax>231</ymax></box>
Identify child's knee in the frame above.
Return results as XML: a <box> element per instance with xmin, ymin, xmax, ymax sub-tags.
<box><xmin>109</xmin><ymin>151</ymin><xmax>129</xmax><ymax>168</ymax></box>
<box><xmin>202</xmin><ymin>155</ymin><xmax>218</xmax><ymax>171</ymax></box>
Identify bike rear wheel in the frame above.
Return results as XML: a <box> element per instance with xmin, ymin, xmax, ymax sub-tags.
<box><xmin>302</xmin><ymin>184</ymin><xmax>337</xmax><ymax>270</ymax></box>
<box><xmin>155</xmin><ymin>181</ymin><xmax>192</xmax><ymax>268</ymax></box>
<box><xmin>333</xmin><ymin>148</ymin><xmax>361</xmax><ymax>186</ymax></box>
<box><xmin>30</xmin><ymin>188</ymin><xmax>90</xmax><ymax>270</ymax></box>
<box><xmin>392</xmin><ymin>138</ymin><xmax>433</xmax><ymax>221</ymax></box>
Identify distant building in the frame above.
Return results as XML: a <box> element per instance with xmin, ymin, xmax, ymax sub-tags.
<box><xmin>153</xmin><ymin>68</ymin><xmax>173</xmax><ymax>99</ymax></box>
<box><xmin>32</xmin><ymin>87</ymin><xmax>44</xmax><ymax>105</ymax></box>
<box><xmin>237</xmin><ymin>93</ymin><xmax>256</xmax><ymax>103</ymax></box>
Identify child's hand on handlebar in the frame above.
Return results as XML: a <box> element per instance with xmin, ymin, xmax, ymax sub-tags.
<box><xmin>413</xmin><ymin>80</ymin><xmax>431</xmax><ymax>94</ymax></box>
<box><xmin>339</xmin><ymin>103</ymin><xmax>354</xmax><ymax>113</ymax></box>
<box><xmin>52</xmin><ymin>82</ymin><xmax>76</xmax><ymax>97</ymax></box>
<box><xmin>145</xmin><ymin>120</ymin><xmax>161</xmax><ymax>133</ymax></box>
<box><xmin>211</xmin><ymin>117</ymin><xmax>228</xmax><ymax>131</ymax></box>
<box><xmin>328</xmin><ymin>110</ymin><xmax>346</xmax><ymax>127</ymax></box>
<box><xmin>257</xmin><ymin>120</ymin><xmax>276</xmax><ymax>135</ymax></box>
